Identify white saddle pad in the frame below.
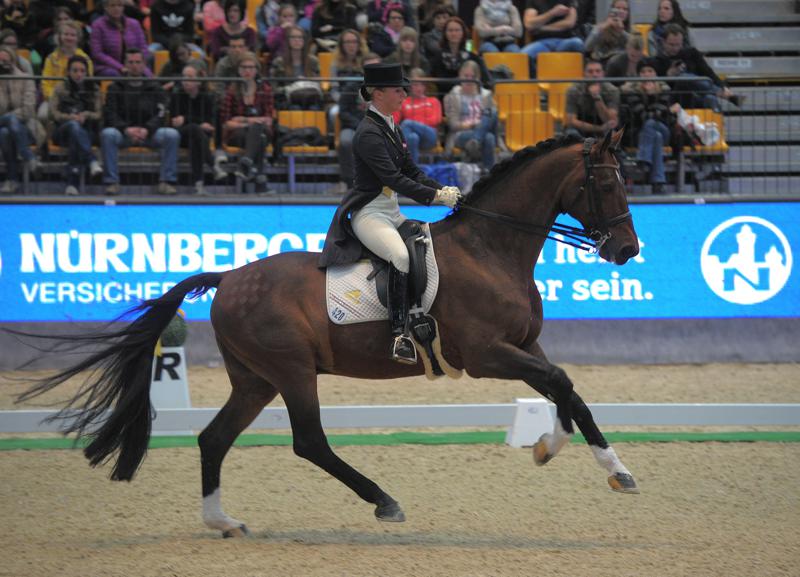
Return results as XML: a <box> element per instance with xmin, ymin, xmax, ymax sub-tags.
<box><xmin>326</xmin><ymin>223</ymin><xmax>440</xmax><ymax>325</ymax></box>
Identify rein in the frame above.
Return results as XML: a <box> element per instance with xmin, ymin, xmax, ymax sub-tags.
<box><xmin>456</xmin><ymin>138</ymin><xmax>631</xmax><ymax>253</ymax></box>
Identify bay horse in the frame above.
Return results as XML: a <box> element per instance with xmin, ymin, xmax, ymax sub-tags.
<box><xmin>17</xmin><ymin>131</ymin><xmax>640</xmax><ymax>538</ymax></box>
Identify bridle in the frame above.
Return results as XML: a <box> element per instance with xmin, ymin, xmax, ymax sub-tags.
<box><xmin>456</xmin><ymin>137</ymin><xmax>632</xmax><ymax>253</ymax></box>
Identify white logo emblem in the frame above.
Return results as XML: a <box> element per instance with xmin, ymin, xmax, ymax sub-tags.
<box><xmin>701</xmin><ymin>217</ymin><xmax>792</xmax><ymax>305</ymax></box>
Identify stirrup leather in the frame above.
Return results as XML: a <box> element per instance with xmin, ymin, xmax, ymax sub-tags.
<box><xmin>391</xmin><ymin>334</ymin><xmax>417</xmax><ymax>364</ymax></box>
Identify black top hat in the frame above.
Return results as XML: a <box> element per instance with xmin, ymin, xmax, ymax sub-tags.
<box><xmin>360</xmin><ymin>63</ymin><xmax>410</xmax><ymax>100</ymax></box>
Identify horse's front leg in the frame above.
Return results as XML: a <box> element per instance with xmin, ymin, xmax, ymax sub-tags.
<box><xmin>471</xmin><ymin>342</ymin><xmax>638</xmax><ymax>493</ymax></box>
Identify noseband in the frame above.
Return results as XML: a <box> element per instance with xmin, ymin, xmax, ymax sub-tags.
<box><xmin>456</xmin><ymin>137</ymin><xmax>631</xmax><ymax>253</ymax></box>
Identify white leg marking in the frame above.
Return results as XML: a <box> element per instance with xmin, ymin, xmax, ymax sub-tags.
<box><xmin>545</xmin><ymin>419</ymin><xmax>572</xmax><ymax>456</ymax></box>
<box><xmin>202</xmin><ymin>489</ymin><xmax>244</xmax><ymax>531</ymax></box>
<box><xmin>591</xmin><ymin>445</ymin><xmax>631</xmax><ymax>476</ymax></box>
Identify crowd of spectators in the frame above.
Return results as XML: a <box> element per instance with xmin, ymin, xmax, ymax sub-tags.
<box><xmin>0</xmin><ymin>0</ymin><xmax>742</xmax><ymax>195</ymax></box>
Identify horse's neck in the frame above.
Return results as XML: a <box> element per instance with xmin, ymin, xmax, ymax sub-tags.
<box><xmin>453</xmin><ymin>153</ymin><xmax>566</xmax><ymax>272</ymax></box>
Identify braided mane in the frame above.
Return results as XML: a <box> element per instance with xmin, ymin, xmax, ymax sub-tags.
<box><xmin>460</xmin><ymin>134</ymin><xmax>584</xmax><ymax>207</ymax></box>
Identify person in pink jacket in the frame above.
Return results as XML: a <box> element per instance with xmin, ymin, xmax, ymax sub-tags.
<box><xmin>393</xmin><ymin>67</ymin><xmax>441</xmax><ymax>163</ymax></box>
<box><xmin>90</xmin><ymin>0</ymin><xmax>152</xmax><ymax>77</ymax></box>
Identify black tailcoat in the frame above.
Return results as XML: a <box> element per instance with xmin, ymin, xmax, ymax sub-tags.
<box><xmin>318</xmin><ymin>109</ymin><xmax>442</xmax><ymax>267</ymax></box>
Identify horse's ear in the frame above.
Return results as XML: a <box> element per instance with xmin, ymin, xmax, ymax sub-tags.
<box><xmin>610</xmin><ymin>126</ymin><xmax>625</xmax><ymax>151</ymax></box>
<box><xmin>597</xmin><ymin>130</ymin><xmax>613</xmax><ymax>155</ymax></box>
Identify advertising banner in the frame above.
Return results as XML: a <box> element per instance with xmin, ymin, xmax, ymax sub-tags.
<box><xmin>0</xmin><ymin>202</ymin><xmax>797</xmax><ymax>321</ymax></box>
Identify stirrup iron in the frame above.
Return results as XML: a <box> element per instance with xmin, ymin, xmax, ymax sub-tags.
<box><xmin>391</xmin><ymin>334</ymin><xmax>417</xmax><ymax>365</ymax></box>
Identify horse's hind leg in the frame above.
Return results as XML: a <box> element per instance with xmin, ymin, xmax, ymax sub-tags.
<box><xmin>198</xmin><ymin>348</ymin><xmax>278</xmax><ymax>537</ymax></box>
<box><xmin>280</xmin><ymin>379</ymin><xmax>405</xmax><ymax>522</ymax></box>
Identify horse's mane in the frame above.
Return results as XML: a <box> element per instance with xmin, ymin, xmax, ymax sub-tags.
<box><xmin>460</xmin><ymin>133</ymin><xmax>584</xmax><ymax>207</ymax></box>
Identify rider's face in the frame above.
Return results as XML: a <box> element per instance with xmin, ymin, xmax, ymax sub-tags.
<box><xmin>376</xmin><ymin>86</ymin><xmax>407</xmax><ymax>113</ymax></box>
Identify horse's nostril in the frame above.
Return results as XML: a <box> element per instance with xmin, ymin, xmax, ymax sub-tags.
<box><xmin>619</xmin><ymin>245</ymin><xmax>638</xmax><ymax>260</ymax></box>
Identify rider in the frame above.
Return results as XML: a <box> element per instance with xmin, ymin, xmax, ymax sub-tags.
<box><xmin>319</xmin><ymin>62</ymin><xmax>462</xmax><ymax>364</ymax></box>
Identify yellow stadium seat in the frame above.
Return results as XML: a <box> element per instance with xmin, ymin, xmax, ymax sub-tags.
<box><xmin>277</xmin><ymin>110</ymin><xmax>329</xmax><ymax>154</ymax></box>
<box><xmin>505</xmin><ymin>110</ymin><xmax>555</xmax><ymax>152</ymax></box>
<box><xmin>536</xmin><ymin>52</ymin><xmax>583</xmax><ymax>122</ymax></box>
<box><xmin>153</xmin><ymin>50</ymin><xmax>169</xmax><ymax>74</ymax></box>
<box><xmin>634</xmin><ymin>24</ymin><xmax>652</xmax><ymax>55</ymax></box>
<box><xmin>246</xmin><ymin>0</ymin><xmax>261</xmax><ymax>29</ymax></box>
<box><xmin>318</xmin><ymin>51</ymin><xmax>334</xmax><ymax>92</ymax></box>
<box><xmin>683</xmin><ymin>109</ymin><xmax>729</xmax><ymax>153</ymax></box>
<box><xmin>493</xmin><ymin>81</ymin><xmax>540</xmax><ymax>122</ymax></box>
<box><xmin>483</xmin><ymin>52</ymin><xmax>529</xmax><ymax>81</ymax></box>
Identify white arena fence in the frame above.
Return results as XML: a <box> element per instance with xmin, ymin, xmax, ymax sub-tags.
<box><xmin>3</xmin><ymin>401</ymin><xmax>799</xmax><ymax>443</ymax></box>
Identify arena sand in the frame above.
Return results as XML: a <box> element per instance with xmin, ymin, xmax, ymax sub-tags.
<box><xmin>1</xmin><ymin>363</ymin><xmax>798</xmax><ymax>577</ymax></box>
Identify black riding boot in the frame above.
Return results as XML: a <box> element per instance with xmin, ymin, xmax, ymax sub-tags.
<box><xmin>387</xmin><ymin>264</ymin><xmax>417</xmax><ymax>365</ymax></box>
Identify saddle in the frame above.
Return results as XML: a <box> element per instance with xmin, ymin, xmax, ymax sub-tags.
<box><xmin>367</xmin><ymin>220</ymin><xmax>445</xmax><ymax>377</ymax></box>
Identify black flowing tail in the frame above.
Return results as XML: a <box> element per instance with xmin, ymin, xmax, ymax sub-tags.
<box><xmin>10</xmin><ymin>273</ymin><xmax>223</xmax><ymax>481</ymax></box>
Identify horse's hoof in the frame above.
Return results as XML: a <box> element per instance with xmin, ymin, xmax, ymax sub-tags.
<box><xmin>375</xmin><ymin>501</ymin><xmax>406</xmax><ymax>523</ymax></box>
<box><xmin>608</xmin><ymin>472</ymin><xmax>640</xmax><ymax>494</ymax></box>
<box><xmin>533</xmin><ymin>436</ymin><xmax>553</xmax><ymax>466</ymax></box>
<box><xmin>222</xmin><ymin>524</ymin><xmax>251</xmax><ymax>538</ymax></box>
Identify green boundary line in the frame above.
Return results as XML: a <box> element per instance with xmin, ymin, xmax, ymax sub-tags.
<box><xmin>2</xmin><ymin>430</ymin><xmax>799</xmax><ymax>451</ymax></box>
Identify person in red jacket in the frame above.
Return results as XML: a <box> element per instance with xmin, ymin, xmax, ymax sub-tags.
<box><xmin>393</xmin><ymin>67</ymin><xmax>441</xmax><ymax>163</ymax></box>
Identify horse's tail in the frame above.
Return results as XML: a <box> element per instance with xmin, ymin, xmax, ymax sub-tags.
<box><xmin>11</xmin><ymin>272</ymin><xmax>223</xmax><ymax>481</ymax></box>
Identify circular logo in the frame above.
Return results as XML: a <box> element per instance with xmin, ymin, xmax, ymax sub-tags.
<box><xmin>701</xmin><ymin>216</ymin><xmax>792</xmax><ymax>305</ymax></box>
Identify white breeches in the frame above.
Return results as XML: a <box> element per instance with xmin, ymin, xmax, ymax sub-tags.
<box><xmin>351</xmin><ymin>191</ymin><xmax>409</xmax><ymax>272</ymax></box>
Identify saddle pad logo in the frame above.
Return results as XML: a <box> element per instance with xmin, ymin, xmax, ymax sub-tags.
<box><xmin>700</xmin><ymin>216</ymin><xmax>792</xmax><ymax>305</ymax></box>
<box><xmin>345</xmin><ymin>290</ymin><xmax>362</xmax><ymax>304</ymax></box>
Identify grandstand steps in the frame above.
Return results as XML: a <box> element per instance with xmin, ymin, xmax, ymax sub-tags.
<box><xmin>631</xmin><ymin>0</ymin><xmax>800</xmax><ymax>24</ymax></box>
<box><xmin>723</xmin><ymin>144</ymin><xmax>800</xmax><ymax>172</ymax></box>
<box><xmin>726</xmin><ymin>176</ymin><xmax>800</xmax><ymax>194</ymax></box>
<box><xmin>725</xmin><ymin>115</ymin><xmax>800</xmax><ymax>142</ymax></box>
<box><xmin>693</xmin><ymin>27</ymin><xmax>800</xmax><ymax>53</ymax></box>
<box><xmin>712</xmin><ymin>57</ymin><xmax>800</xmax><ymax>80</ymax></box>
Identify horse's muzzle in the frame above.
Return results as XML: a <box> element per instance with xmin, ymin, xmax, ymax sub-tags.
<box><xmin>609</xmin><ymin>243</ymin><xmax>639</xmax><ymax>265</ymax></box>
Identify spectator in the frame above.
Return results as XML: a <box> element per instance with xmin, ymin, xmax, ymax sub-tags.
<box><xmin>384</xmin><ymin>27</ymin><xmax>430</xmax><ymax>75</ymax></box>
<box><xmin>396</xmin><ymin>67</ymin><xmax>441</xmax><ymax>163</ymax></box>
<box><xmin>521</xmin><ymin>0</ymin><xmax>584</xmax><ymax>78</ymax></box>
<box><xmin>473</xmin><ymin>0</ymin><xmax>523</xmax><ymax>54</ymax></box>
<box><xmin>2</xmin><ymin>0</ymin><xmax>37</xmax><ymax>52</ymax></box>
<box><xmin>648</xmin><ymin>0</ymin><xmax>691</xmax><ymax>57</ymax></box>
<box><xmin>90</xmin><ymin>0</ymin><xmax>152</xmax><ymax>77</ymax></box>
<box><xmin>208</xmin><ymin>0</ymin><xmax>258</xmax><ymax>62</ymax></box>
<box><xmin>443</xmin><ymin>59</ymin><xmax>498</xmax><ymax>170</ymax></box>
<box><xmin>430</xmin><ymin>17</ymin><xmax>491</xmax><ymax>96</ymax></box>
<box><xmin>653</xmin><ymin>23</ymin><xmax>739</xmax><ymax>111</ymax></box>
<box><xmin>0</xmin><ymin>46</ymin><xmax>42</xmax><ymax>194</ymax></box>
<box><xmin>100</xmin><ymin>49</ymin><xmax>180</xmax><ymax>195</ymax></box>
<box><xmin>311</xmin><ymin>0</ymin><xmax>358</xmax><ymax>52</ymax></box>
<box><xmin>264</xmin><ymin>3</ymin><xmax>298</xmax><ymax>54</ymax></box>
<box><xmin>610</xmin><ymin>0</ymin><xmax>631</xmax><ymax>32</ymax></box>
<box><xmin>329</xmin><ymin>51</ymin><xmax>382</xmax><ymax>194</ymax></box>
<box><xmin>367</xmin><ymin>0</ymin><xmax>416</xmax><ymax>29</ymax></box>
<box><xmin>417</xmin><ymin>0</ymin><xmax>452</xmax><ymax>32</ymax></box>
<box><xmin>269</xmin><ymin>25</ymin><xmax>322</xmax><ymax>110</ymax></box>
<box><xmin>220</xmin><ymin>51</ymin><xmax>275</xmax><ymax>185</ymax></box>
<box><xmin>621</xmin><ymin>57</ymin><xmax>673</xmax><ymax>194</ymax></box>
<box><xmin>32</xmin><ymin>6</ymin><xmax>76</xmax><ymax>62</ymax></box>
<box><xmin>256</xmin><ymin>0</ymin><xmax>281</xmax><ymax>44</ymax></box>
<box><xmin>49</xmin><ymin>55</ymin><xmax>103</xmax><ymax>196</ymax></box>
<box><xmin>584</xmin><ymin>5</ymin><xmax>629</xmax><ymax>65</ymax></box>
<box><xmin>0</xmin><ymin>30</ymin><xmax>34</xmax><ymax>75</ymax></box>
<box><xmin>605</xmin><ymin>32</ymin><xmax>644</xmax><ymax>84</ymax></box>
<box><xmin>170</xmin><ymin>65</ymin><xmax>227</xmax><ymax>194</ymax></box>
<box><xmin>201</xmin><ymin>0</ymin><xmax>226</xmax><ymax>33</ymax></box>
<box><xmin>563</xmin><ymin>58</ymin><xmax>619</xmax><ymax>137</ymax></box>
<box><xmin>211</xmin><ymin>34</ymin><xmax>248</xmax><ymax>95</ymax></box>
<box><xmin>158</xmin><ymin>38</ymin><xmax>207</xmax><ymax>90</ymax></box>
<box><xmin>328</xmin><ymin>28</ymin><xmax>367</xmax><ymax>114</ymax></box>
<box><xmin>419</xmin><ymin>4</ymin><xmax>455</xmax><ymax>63</ymax></box>
<box><xmin>149</xmin><ymin>0</ymin><xmax>204</xmax><ymax>55</ymax></box>
<box><xmin>40</xmin><ymin>20</ymin><xmax>93</xmax><ymax>120</ymax></box>
<box><xmin>367</xmin><ymin>7</ymin><xmax>407</xmax><ymax>58</ymax></box>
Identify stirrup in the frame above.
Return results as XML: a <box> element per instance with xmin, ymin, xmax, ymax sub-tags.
<box><xmin>391</xmin><ymin>335</ymin><xmax>417</xmax><ymax>365</ymax></box>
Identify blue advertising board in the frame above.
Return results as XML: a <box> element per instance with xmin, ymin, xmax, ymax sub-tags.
<box><xmin>0</xmin><ymin>202</ymin><xmax>797</xmax><ymax>321</ymax></box>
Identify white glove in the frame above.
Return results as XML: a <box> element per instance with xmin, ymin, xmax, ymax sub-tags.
<box><xmin>435</xmin><ymin>186</ymin><xmax>462</xmax><ymax>208</ymax></box>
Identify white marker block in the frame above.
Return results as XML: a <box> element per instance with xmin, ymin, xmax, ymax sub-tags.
<box><xmin>150</xmin><ymin>346</ymin><xmax>191</xmax><ymax>435</ymax></box>
<box><xmin>505</xmin><ymin>398</ymin><xmax>555</xmax><ymax>448</ymax></box>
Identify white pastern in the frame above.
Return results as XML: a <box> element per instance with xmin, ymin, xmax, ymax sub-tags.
<box><xmin>545</xmin><ymin>419</ymin><xmax>572</xmax><ymax>456</ymax></box>
<box><xmin>591</xmin><ymin>445</ymin><xmax>631</xmax><ymax>476</ymax></box>
<box><xmin>202</xmin><ymin>489</ymin><xmax>245</xmax><ymax>531</ymax></box>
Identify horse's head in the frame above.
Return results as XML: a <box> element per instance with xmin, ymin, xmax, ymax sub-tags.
<box><xmin>561</xmin><ymin>130</ymin><xmax>639</xmax><ymax>265</ymax></box>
